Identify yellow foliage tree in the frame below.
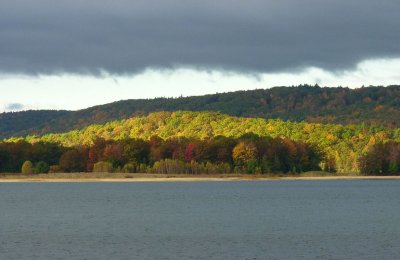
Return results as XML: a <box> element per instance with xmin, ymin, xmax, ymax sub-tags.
<box><xmin>232</xmin><ymin>141</ymin><xmax>258</xmax><ymax>167</ymax></box>
<box><xmin>21</xmin><ymin>160</ymin><xmax>33</xmax><ymax>174</ymax></box>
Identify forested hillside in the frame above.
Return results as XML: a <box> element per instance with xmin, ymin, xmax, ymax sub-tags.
<box><xmin>0</xmin><ymin>110</ymin><xmax>68</xmax><ymax>138</ymax></box>
<box><xmin>1</xmin><ymin>85</ymin><xmax>399</xmax><ymax>138</ymax></box>
<box><xmin>7</xmin><ymin>111</ymin><xmax>400</xmax><ymax>174</ymax></box>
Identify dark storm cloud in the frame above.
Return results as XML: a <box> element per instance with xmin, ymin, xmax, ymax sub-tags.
<box><xmin>0</xmin><ymin>0</ymin><xmax>399</xmax><ymax>75</ymax></box>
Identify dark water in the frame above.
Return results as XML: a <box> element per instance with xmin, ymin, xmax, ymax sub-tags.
<box><xmin>1</xmin><ymin>180</ymin><xmax>400</xmax><ymax>259</ymax></box>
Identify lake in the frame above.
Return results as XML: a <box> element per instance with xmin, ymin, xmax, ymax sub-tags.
<box><xmin>1</xmin><ymin>180</ymin><xmax>400</xmax><ymax>259</ymax></box>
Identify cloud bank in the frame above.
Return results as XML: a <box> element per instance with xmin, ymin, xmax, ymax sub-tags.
<box><xmin>0</xmin><ymin>0</ymin><xmax>399</xmax><ymax>75</ymax></box>
<box><xmin>1</xmin><ymin>58</ymin><xmax>399</xmax><ymax>112</ymax></box>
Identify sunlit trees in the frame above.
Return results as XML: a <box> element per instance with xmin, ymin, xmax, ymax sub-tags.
<box><xmin>232</xmin><ymin>141</ymin><xmax>258</xmax><ymax>172</ymax></box>
<box><xmin>21</xmin><ymin>160</ymin><xmax>33</xmax><ymax>174</ymax></box>
<box><xmin>93</xmin><ymin>161</ymin><xmax>113</xmax><ymax>173</ymax></box>
<box><xmin>1</xmin><ymin>116</ymin><xmax>399</xmax><ymax>176</ymax></box>
<box><xmin>148</xmin><ymin>159</ymin><xmax>231</xmax><ymax>174</ymax></box>
<box><xmin>8</xmin><ymin>110</ymin><xmax>399</xmax><ymax>174</ymax></box>
<box><xmin>122</xmin><ymin>162</ymin><xmax>137</xmax><ymax>173</ymax></box>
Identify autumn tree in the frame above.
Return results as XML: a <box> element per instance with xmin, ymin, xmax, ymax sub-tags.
<box><xmin>184</xmin><ymin>143</ymin><xmax>196</xmax><ymax>162</ymax></box>
<box><xmin>359</xmin><ymin>142</ymin><xmax>400</xmax><ymax>175</ymax></box>
<box><xmin>232</xmin><ymin>141</ymin><xmax>258</xmax><ymax>172</ymax></box>
<box><xmin>122</xmin><ymin>139</ymin><xmax>150</xmax><ymax>165</ymax></box>
<box><xmin>93</xmin><ymin>161</ymin><xmax>113</xmax><ymax>173</ymax></box>
<box><xmin>103</xmin><ymin>143</ymin><xmax>124</xmax><ymax>168</ymax></box>
<box><xmin>21</xmin><ymin>160</ymin><xmax>33</xmax><ymax>174</ymax></box>
<box><xmin>86</xmin><ymin>138</ymin><xmax>108</xmax><ymax>171</ymax></box>
<box><xmin>59</xmin><ymin>149</ymin><xmax>86</xmax><ymax>173</ymax></box>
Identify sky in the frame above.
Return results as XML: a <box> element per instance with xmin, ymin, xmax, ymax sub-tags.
<box><xmin>1</xmin><ymin>0</ymin><xmax>399</xmax><ymax>112</ymax></box>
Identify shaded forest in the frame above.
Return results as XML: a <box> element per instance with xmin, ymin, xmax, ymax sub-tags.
<box><xmin>1</xmin><ymin>85</ymin><xmax>399</xmax><ymax>139</ymax></box>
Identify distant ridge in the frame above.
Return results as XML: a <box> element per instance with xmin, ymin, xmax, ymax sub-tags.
<box><xmin>1</xmin><ymin>85</ymin><xmax>399</xmax><ymax>139</ymax></box>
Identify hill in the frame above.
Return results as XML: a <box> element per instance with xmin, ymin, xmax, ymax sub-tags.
<box><xmin>1</xmin><ymin>85</ymin><xmax>399</xmax><ymax>138</ymax></box>
<box><xmin>9</xmin><ymin>111</ymin><xmax>400</xmax><ymax>173</ymax></box>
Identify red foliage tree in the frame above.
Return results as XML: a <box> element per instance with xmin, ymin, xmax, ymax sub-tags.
<box><xmin>184</xmin><ymin>143</ymin><xmax>196</xmax><ymax>162</ymax></box>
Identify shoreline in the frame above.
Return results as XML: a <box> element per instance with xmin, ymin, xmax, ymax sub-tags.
<box><xmin>1</xmin><ymin>174</ymin><xmax>400</xmax><ymax>182</ymax></box>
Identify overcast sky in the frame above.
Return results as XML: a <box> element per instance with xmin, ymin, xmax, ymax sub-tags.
<box><xmin>1</xmin><ymin>0</ymin><xmax>399</xmax><ymax>112</ymax></box>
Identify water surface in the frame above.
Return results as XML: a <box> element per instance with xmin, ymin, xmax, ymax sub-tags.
<box><xmin>1</xmin><ymin>180</ymin><xmax>400</xmax><ymax>259</ymax></box>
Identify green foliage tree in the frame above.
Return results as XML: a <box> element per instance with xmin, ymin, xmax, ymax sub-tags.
<box><xmin>34</xmin><ymin>161</ymin><xmax>50</xmax><ymax>174</ymax></box>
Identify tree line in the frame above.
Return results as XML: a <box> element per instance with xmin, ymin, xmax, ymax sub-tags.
<box><xmin>9</xmin><ymin>110</ymin><xmax>400</xmax><ymax>174</ymax></box>
<box><xmin>1</xmin><ymin>134</ymin><xmax>399</xmax><ymax>175</ymax></box>
<box><xmin>0</xmin><ymin>134</ymin><xmax>323</xmax><ymax>174</ymax></box>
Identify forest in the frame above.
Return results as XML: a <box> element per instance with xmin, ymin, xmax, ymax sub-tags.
<box><xmin>0</xmin><ymin>135</ymin><xmax>322</xmax><ymax>175</ymax></box>
<box><xmin>1</xmin><ymin>85</ymin><xmax>399</xmax><ymax>139</ymax></box>
<box><xmin>1</xmin><ymin>134</ymin><xmax>398</xmax><ymax>176</ymax></box>
<box><xmin>3</xmin><ymin>111</ymin><xmax>400</xmax><ymax>175</ymax></box>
